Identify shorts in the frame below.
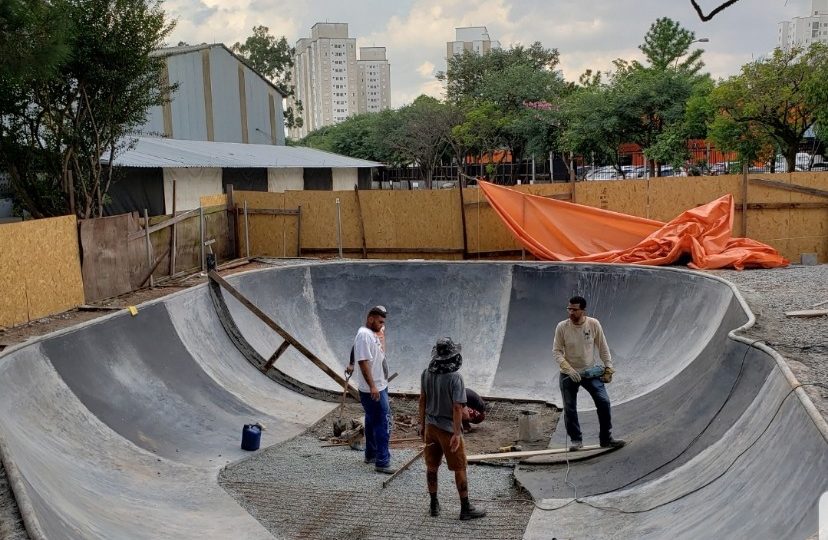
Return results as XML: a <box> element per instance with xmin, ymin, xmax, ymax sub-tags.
<box><xmin>424</xmin><ymin>423</ymin><xmax>467</xmax><ymax>471</ymax></box>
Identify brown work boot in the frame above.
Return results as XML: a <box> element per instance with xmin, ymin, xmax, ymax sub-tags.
<box><xmin>459</xmin><ymin>504</ymin><xmax>486</xmax><ymax>521</ymax></box>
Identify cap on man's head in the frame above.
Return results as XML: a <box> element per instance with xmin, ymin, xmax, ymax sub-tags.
<box><xmin>368</xmin><ymin>305</ymin><xmax>388</xmax><ymax>317</ymax></box>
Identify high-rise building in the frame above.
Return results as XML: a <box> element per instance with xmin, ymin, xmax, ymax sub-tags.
<box><xmin>358</xmin><ymin>47</ymin><xmax>391</xmax><ymax>114</ymax></box>
<box><xmin>446</xmin><ymin>26</ymin><xmax>501</xmax><ymax>59</ymax></box>
<box><xmin>777</xmin><ymin>0</ymin><xmax>828</xmax><ymax>51</ymax></box>
<box><xmin>290</xmin><ymin>23</ymin><xmax>391</xmax><ymax>139</ymax></box>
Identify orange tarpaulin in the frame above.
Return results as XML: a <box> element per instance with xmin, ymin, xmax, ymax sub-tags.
<box><xmin>478</xmin><ymin>181</ymin><xmax>788</xmax><ymax>270</ymax></box>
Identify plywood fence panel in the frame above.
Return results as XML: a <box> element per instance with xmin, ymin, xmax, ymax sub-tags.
<box><xmin>227</xmin><ymin>191</ymin><xmax>292</xmax><ymax>257</ymax></box>
<box><xmin>574</xmin><ymin>179</ymin><xmax>651</xmax><ymax>219</ymax></box>
<box><xmin>200</xmin><ymin>193</ymin><xmax>227</xmax><ymax>207</ymax></box>
<box><xmin>0</xmin><ymin>222</ymin><xmax>30</xmax><ymax>327</ymax></box>
<box><xmin>0</xmin><ymin>216</ymin><xmax>83</xmax><ymax>328</ymax></box>
<box><xmin>80</xmin><ymin>214</ymin><xmax>133</xmax><ymax>302</ymax></box>
<box><xmin>745</xmin><ymin>173</ymin><xmax>828</xmax><ymax>263</ymax></box>
<box><xmin>285</xmin><ymin>190</ymin><xmax>360</xmax><ymax>251</ymax></box>
<box><xmin>359</xmin><ymin>189</ymin><xmax>463</xmax><ymax>252</ymax></box>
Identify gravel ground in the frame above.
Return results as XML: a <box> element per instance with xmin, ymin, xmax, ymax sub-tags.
<box><xmin>0</xmin><ymin>464</ymin><xmax>27</xmax><ymax>540</ymax></box>
<box><xmin>219</xmin><ymin>433</ymin><xmax>534</xmax><ymax>540</ymax></box>
<box><xmin>707</xmin><ymin>265</ymin><xmax>828</xmax><ymax>420</ymax></box>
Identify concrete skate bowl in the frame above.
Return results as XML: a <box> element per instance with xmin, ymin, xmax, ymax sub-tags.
<box><xmin>0</xmin><ymin>261</ymin><xmax>824</xmax><ymax>539</ymax></box>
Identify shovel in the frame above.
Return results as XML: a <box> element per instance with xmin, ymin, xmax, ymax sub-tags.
<box><xmin>333</xmin><ymin>371</ymin><xmax>352</xmax><ymax>437</ymax></box>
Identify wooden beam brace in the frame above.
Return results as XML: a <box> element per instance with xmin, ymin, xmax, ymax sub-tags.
<box><xmin>736</xmin><ymin>202</ymin><xmax>828</xmax><ymax>211</ymax></box>
<box><xmin>208</xmin><ymin>270</ymin><xmax>358</xmax><ymax>399</ymax></box>
<box><xmin>749</xmin><ymin>178</ymin><xmax>828</xmax><ymax>199</ymax></box>
<box><xmin>242</xmin><ymin>208</ymin><xmax>301</xmax><ymax>216</ymax></box>
<box><xmin>262</xmin><ymin>340</ymin><xmax>291</xmax><ymax>372</ymax></box>
<box><xmin>463</xmin><ymin>191</ymin><xmax>572</xmax><ymax>208</ymax></box>
<box><xmin>127</xmin><ymin>205</ymin><xmax>226</xmax><ymax>241</ymax></box>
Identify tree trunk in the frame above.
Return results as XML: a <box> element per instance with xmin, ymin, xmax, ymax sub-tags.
<box><xmin>784</xmin><ymin>143</ymin><xmax>798</xmax><ymax>173</ymax></box>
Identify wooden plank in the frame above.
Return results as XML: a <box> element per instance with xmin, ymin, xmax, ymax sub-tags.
<box><xmin>736</xmin><ymin>202</ymin><xmax>828</xmax><ymax>211</ymax></box>
<box><xmin>353</xmin><ymin>186</ymin><xmax>368</xmax><ymax>259</ymax></box>
<box><xmin>463</xmin><ymin>191</ymin><xmax>571</xmax><ymax>208</ymax></box>
<box><xmin>79</xmin><ymin>215</ymin><xmax>133</xmax><ymax>302</ymax></box>
<box><xmin>749</xmin><ymin>178</ymin><xmax>828</xmax><ymax>198</ymax></box>
<box><xmin>208</xmin><ymin>270</ymin><xmax>359</xmax><ymax>399</ymax></box>
<box><xmin>127</xmin><ymin>208</ymin><xmax>201</xmax><ymax>241</ymax></box>
<box><xmin>243</xmin><ymin>208</ymin><xmax>301</xmax><ymax>216</ymax></box>
<box><xmin>741</xmin><ymin>166</ymin><xmax>748</xmax><ymax>236</ymax></box>
<box><xmin>261</xmin><ymin>340</ymin><xmax>291</xmax><ymax>372</ymax></box>
<box><xmin>784</xmin><ymin>309</ymin><xmax>828</xmax><ymax>318</ymax></box>
<box><xmin>299</xmin><ymin>247</ymin><xmax>465</xmax><ymax>255</ymax></box>
<box><xmin>467</xmin><ymin>444</ymin><xmax>602</xmax><ymax>462</ymax></box>
<box><xmin>382</xmin><ymin>448</ymin><xmax>425</xmax><ymax>489</ymax></box>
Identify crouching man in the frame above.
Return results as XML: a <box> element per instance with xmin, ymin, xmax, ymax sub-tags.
<box><xmin>418</xmin><ymin>337</ymin><xmax>486</xmax><ymax>520</ymax></box>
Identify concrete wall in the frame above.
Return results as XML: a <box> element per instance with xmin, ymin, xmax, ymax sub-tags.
<box><xmin>268</xmin><ymin>168</ymin><xmax>304</xmax><ymax>192</ymax></box>
<box><xmin>332</xmin><ymin>169</ymin><xmax>358</xmax><ymax>191</ymax></box>
<box><xmin>163</xmin><ymin>168</ymin><xmax>223</xmax><ymax>212</ymax></box>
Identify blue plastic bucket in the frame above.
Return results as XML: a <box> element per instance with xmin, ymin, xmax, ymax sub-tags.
<box><xmin>241</xmin><ymin>424</ymin><xmax>261</xmax><ymax>451</ymax></box>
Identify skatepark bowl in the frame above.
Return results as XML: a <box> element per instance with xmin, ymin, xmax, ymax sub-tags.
<box><xmin>0</xmin><ymin>261</ymin><xmax>826</xmax><ymax>539</ymax></box>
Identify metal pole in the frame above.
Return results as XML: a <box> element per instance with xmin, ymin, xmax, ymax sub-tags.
<box><xmin>199</xmin><ymin>205</ymin><xmax>205</xmax><ymax>272</ymax></box>
<box><xmin>531</xmin><ymin>155</ymin><xmax>536</xmax><ymax>184</ymax></box>
<box><xmin>143</xmin><ymin>208</ymin><xmax>154</xmax><ymax>288</ymax></box>
<box><xmin>335</xmin><ymin>197</ymin><xmax>343</xmax><ymax>258</ymax></box>
<box><xmin>549</xmin><ymin>151</ymin><xmax>554</xmax><ymax>182</ymax></box>
<box><xmin>244</xmin><ymin>200</ymin><xmax>250</xmax><ymax>259</ymax></box>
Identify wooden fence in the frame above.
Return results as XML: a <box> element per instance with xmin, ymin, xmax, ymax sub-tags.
<box><xmin>0</xmin><ymin>215</ymin><xmax>84</xmax><ymax>328</ymax></box>
<box><xmin>228</xmin><ymin>172</ymin><xmax>828</xmax><ymax>263</ymax></box>
<box><xmin>1</xmin><ymin>172</ymin><xmax>826</xmax><ymax>329</ymax></box>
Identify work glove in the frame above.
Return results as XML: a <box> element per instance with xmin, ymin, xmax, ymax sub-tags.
<box><xmin>560</xmin><ymin>360</ymin><xmax>581</xmax><ymax>383</ymax></box>
<box><xmin>601</xmin><ymin>366</ymin><xmax>615</xmax><ymax>384</ymax></box>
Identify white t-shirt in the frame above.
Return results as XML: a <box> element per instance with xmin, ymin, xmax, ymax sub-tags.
<box><xmin>353</xmin><ymin>326</ymin><xmax>388</xmax><ymax>393</ymax></box>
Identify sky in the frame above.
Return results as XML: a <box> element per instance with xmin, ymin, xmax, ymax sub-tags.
<box><xmin>164</xmin><ymin>0</ymin><xmax>813</xmax><ymax>107</ymax></box>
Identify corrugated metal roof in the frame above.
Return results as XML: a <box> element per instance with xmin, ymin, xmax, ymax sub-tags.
<box><xmin>105</xmin><ymin>137</ymin><xmax>383</xmax><ymax>168</ymax></box>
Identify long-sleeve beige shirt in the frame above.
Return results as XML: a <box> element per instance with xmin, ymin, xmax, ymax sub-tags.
<box><xmin>553</xmin><ymin>317</ymin><xmax>612</xmax><ymax>372</ymax></box>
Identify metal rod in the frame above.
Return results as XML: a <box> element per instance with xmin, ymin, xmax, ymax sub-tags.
<box><xmin>143</xmin><ymin>208</ymin><xmax>154</xmax><ymax>288</ymax></box>
<box><xmin>335</xmin><ymin>197</ymin><xmax>343</xmax><ymax>259</ymax></box>
<box><xmin>199</xmin><ymin>205</ymin><xmax>205</xmax><ymax>272</ymax></box>
<box><xmin>244</xmin><ymin>200</ymin><xmax>250</xmax><ymax>259</ymax></box>
<box><xmin>296</xmin><ymin>205</ymin><xmax>302</xmax><ymax>257</ymax></box>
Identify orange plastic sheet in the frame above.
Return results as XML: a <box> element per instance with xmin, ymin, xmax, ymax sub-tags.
<box><xmin>478</xmin><ymin>181</ymin><xmax>789</xmax><ymax>270</ymax></box>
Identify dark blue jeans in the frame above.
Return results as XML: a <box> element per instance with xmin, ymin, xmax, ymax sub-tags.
<box><xmin>359</xmin><ymin>388</ymin><xmax>392</xmax><ymax>467</ymax></box>
<box><xmin>559</xmin><ymin>373</ymin><xmax>613</xmax><ymax>444</ymax></box>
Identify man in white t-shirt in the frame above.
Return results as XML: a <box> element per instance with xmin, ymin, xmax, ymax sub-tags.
<box><xmin>553</xmin><ymin>295</ymin><xmax>625</xmax><ymax>451</ymax></box>
<box><xmin>352</xmin><ymin>305</ymin><xmax>395</xmax><ymax>474</ymax></box>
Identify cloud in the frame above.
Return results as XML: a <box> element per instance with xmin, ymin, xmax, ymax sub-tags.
<box><xmin>166</xmin><ymin>0</ymin><xmax>810</xmax><ymax>107</ymax></box>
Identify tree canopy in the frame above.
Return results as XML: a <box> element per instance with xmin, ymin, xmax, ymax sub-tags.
<box><xmin>0</xmin><ymin>0</ymin><xmax>174</xmax><ymax>218</ymax></box>
<box><xmin>709</xmin><ymin>44</ymin><xmax>828</xmax><ymax>172</ymax></box>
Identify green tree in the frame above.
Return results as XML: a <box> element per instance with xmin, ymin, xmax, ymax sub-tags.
<box><xmin>639</xmin><ymin>17</ymin><xmax>704</xmax><ymax>75</ymax></box>
<box><xmin>437</xmin><ymin>42</ymin><xmax>559</xmax><ymax>104</ymax></box>
<box><xmin>709</xmin><ymin>44</ymin><xmax>828</xmax><ymax>172</ymax></box>
<box><xmin>0</xmin><ymin>0</ymin><xmax>175</xmax><ymax>218</ymax></box>
<box><xmin>232</xmin><ymin>26</ymin><xmax>302</xmax><ymax>129</ymax></box>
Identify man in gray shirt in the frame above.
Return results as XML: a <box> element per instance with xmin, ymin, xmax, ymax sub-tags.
<box><xmin>418</xmin><ymin>337</ymin><xmax>486</xmax><ymax>520</ymax></box>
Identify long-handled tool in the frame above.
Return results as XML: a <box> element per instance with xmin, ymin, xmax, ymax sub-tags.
<box><xmin>332</xmin><ymin>371</ymin><xmax>352</xmax><ymax>437</ymax></box>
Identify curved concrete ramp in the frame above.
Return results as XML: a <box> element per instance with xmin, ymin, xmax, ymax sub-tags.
<box><xmin>0</xmin><ymin>261</ymin><xmax>825</xmax><ymax>539</ymax></box>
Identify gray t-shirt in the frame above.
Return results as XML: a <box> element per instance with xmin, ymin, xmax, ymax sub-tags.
<box><xmin>420</xmin><ymin>369</ymin><xmax>466</xmax><ymax>433</ymax></box>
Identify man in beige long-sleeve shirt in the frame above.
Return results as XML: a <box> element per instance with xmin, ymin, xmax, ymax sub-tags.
<box><xmin>553</xmin><ymin>295</ymin><xmax>625</xmax><ymax>451</ymax></box>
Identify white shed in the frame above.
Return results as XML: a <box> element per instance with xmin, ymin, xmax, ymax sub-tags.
<box><xmin>103</xmin><ymin>137</ymin><xmax>381</xmax><ymax>215</ymax></box>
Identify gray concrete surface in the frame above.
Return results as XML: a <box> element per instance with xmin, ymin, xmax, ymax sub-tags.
<box><xmin>0</xmin><ymin>261</ymin><xmax>825</xmax><ymax>539</ymax></box>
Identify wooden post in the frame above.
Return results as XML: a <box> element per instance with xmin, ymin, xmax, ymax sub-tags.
<box><xmin>226</xmin><ymin>184</ymin><xmax>237</xmax><ymax>259</ymax></box>
<box><xmin>353</xmin><ymin>185</ymin><xmax>368</xmax><ymax>259</ymax></box>
<box><xmin>169</xmin><ymin>179</ymin><xmax>177</xmax><ymax>276</ymax></box>
<box><xmin>244</xmin><ymin>200</ymin><xmax>250</xmax><ymax>259</ymax></box>
<box><xmin>199</xmin><ymin>205</ymin><xmax>205</xmax><ymax>272</ymax></box>
<box><xmin>297</xmin><ymin>205</ymin><xmax>302</xmax><ymax>257</ymax></box>
<box><xmin>741</xmin><ymin>165</ymin><xmax>748</xmax><ymax>236</ymax></box>
<box><xmin>143</xmin><ymin>209</ymin><xmax>154</xmax><ymax>288</ymax></box>
<box><xmin>457</xmin><ymin>177</ymin><xmax>468</xmax><ymax>259</ymax></box>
